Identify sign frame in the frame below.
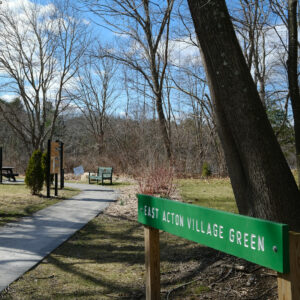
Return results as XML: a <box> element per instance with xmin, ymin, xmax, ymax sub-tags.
<box><xmin>50</xmin><ymin>141</ymin><xmax>60</xmax><ymax>174</ymax></box>
<box><xmin>138</xmin><ymin>194</ymin><xmax>289</xmax><ymax>273</ymax></box>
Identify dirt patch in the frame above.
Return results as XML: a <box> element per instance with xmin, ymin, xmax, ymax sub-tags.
<box><xmin>106</xmin><ymin>183</ymin><xmax>139</xmax><ymax>220</ymax></box>
<box><xmin>107</xmin><ymin>182</ymin><xmax>278</xmax><ymax>299</ymax></box>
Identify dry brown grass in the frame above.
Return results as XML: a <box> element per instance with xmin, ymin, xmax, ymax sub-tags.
<box><xmin>0</xmin><ymin>182</ymin><xmax>80</xmax><ymax>226</ymax></box>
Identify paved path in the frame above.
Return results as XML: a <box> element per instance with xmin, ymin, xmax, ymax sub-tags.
<box><xmin>0</xmin><ymin>183</ymin><xmax>118</xmax><ymax>292</ymax></box>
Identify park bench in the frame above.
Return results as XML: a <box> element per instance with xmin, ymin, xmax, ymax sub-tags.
<box><xmin>1</xmin><ymin>167</ymin><xmax>18</xmax><ymax>182</ymax></box>
<box><xmin>89</xmin><ymin>167</ymin><xmax>113</xmax><ymax>185</ymax></box>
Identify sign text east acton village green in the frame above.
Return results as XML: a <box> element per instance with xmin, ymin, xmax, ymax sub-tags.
<box><xmin>137</xmin><ymin>194</ymin><xmax>289</xmax><ymax>273</ymax></box>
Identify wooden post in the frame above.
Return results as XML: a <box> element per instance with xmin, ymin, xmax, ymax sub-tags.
<box><xmin>0</xmin><ymin>147</ymin><xmax>2</xmax><ymax>184</ymax></box>
<box><xmin>60</xmin><ymin>142</ymin><xmax>64</xmax><ymax>189</ymax></box>
<box><xmin>47</xmin><ymin>140</ymin><xmax>51</xmax><ymax>198</ymax></box>
<box><xmin>277</xmin><ymin>231</ymin><xmax>300</xmax><ymax>299</ymax></box>
<box><xmin>144</xmin><ymin>226</ymin><xmax>160</xmax><ymax>300</ymax></box>
<box><xmin>54</xmin><ymin>173</ymin><xmax>58</xmax><ymax>196</ymax></box>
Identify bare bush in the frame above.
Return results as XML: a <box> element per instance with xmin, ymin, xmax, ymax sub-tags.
<box><xmin>136</xmin><ymin>166</ymin><xmax>176</xmax><ymax>199</ymax></box>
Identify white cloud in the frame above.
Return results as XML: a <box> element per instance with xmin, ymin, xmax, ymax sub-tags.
<box><xmin>0</xmin><ymin>93</ymin><xmax>17</xmax><ymax>102</ymax></box>
<box><xmin>168</xmin><ymin>37</ymin><xmax>201</xmax><ymax>67</ymax></box>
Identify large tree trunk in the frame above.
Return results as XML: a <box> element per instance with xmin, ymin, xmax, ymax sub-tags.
<box><xmin>187</xmin><ymin>0</ymin><xmax>300</xmax><ymax>230</ymax></box>
<box><xmin>288</xmin><ymin>0</ymin><xmax>300</xmax><ymax>188</ymax></box>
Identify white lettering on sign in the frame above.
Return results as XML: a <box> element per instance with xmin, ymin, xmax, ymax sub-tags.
<box><xmin>229</xmin><ymin>228</ymin><xmax>235</xmax><ymax>243</ymax></box>
<box><xmin>144</xmin><ymin>205</ymin><xmax>159</xmax><ymax>219</ymax></box>
<box><xmin>162</xmin><ymin>210</ymin><xmax>184</xmax><ymax>227</ymax></box>
<box><xmin>219</xmin><ymin>225</ymin><xmax>224</xmax><ymax>239</ymax></box>
<box><xmin>187</xmin><ymin>218</ymin><xmax>225</xmax><ymax>240</ymax></box>
<box><xmin>201</xmin><ymin>221</ymin><xmax>205</xmax><ymax>233</ymax></box>
<box><xmin>251</xmin><ymin>234</ymin><xmax>256</xmax><ymax>250</ymax></box>
<box><xmin>229</xmin><ymin>228</ymin><xmax>264</xmax><ymax>252</ymax></box>
<box><xmin>258</xmin><ymin>236</ymin><xmax>264</xmax><ymax>252</ymax></box>
<box><xmin>141</xmin><ymin>205</ymin><xmax>266</xmax><ymax>253</ymax></box>
<box><xmin>207</xmin><ymin>223</ymin><xmax>212</xmax><ymax>235</ymax></box>
<box><xmin>244</xmin><ymin>233</ymin><xmax>249</xmax><ymax>248</ymax></box>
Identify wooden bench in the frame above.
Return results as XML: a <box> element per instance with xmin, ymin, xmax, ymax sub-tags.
<box><xmin>89</xmin><ymin>167</ymin><xmax>113</xmax><ymax>185</ymax></box>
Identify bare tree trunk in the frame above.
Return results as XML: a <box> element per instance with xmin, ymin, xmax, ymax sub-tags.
<box><xmin>187</xmin><ymin>0</ymin><xmax>300</xmax><ymax>230</ymax></box>
<box><xmin>288</xmin><ymin>0</ymin><xmax>300</xmax><ymax>188</ymax></box>
<box><xmin>155</xmin><ymin>94</ymin><xmax>172</xmax><ymax>160</ymax></box>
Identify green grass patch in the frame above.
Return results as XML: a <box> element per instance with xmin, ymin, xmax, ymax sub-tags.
<box><xmin>0</xmin><ymin>183</ymin><xmax>80</xmax><ymax>226</ymax></box>
<box><xmin>177</xmin><ymin>178</ymin><xmax>237</xmax><ymax>213</ymax></box>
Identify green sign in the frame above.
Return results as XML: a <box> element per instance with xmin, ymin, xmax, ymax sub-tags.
<box><xmin>137</xmin><ymin>194</ymin><xmax>289</xmax><ymax>273</ymax></box>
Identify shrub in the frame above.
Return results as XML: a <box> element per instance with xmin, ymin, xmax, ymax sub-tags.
<box><xmin>202</xmin><ymin>162</ymin><xmax>212</xmax><ymax>178</ymax></box>
<box><xmin>41</xmin><ymin>151</ymin><xmax>54</xmax><ymax>185</ymax></box>
<box><xmin>25</xmin><ymin>150</ymin><xmax>44</xmax><ymax>195</ymax></box>
<box><xmin>136</xmin><ymin>166</ymin><xmax>176</xmax><ymax>198</ymax></box>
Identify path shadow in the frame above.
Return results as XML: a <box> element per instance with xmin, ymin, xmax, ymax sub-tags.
<box><xmin>32</xmin><ymin>215</ymin><xmax>226</xmax><ymax>299</ymax></box>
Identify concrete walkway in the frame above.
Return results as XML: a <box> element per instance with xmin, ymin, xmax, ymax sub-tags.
<box><xmin>0</xmin><ymin>183</ymin><xmax>118</xmax><ymax>292</ymax></box>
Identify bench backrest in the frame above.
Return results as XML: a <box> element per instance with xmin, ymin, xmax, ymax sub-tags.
<box><xmin>97</xmin><ymin>167</ymin><xmax>113</xmax><ymax>176</ymax></box>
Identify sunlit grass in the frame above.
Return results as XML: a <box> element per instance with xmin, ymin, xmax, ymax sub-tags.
<box><xmin>177</xmin><ymin>177</ymin><xmax>237</xmax><ymax>213</ymax></box>
<box><xmin>0</xmin><ymin>183</ymin><xmax>80</xmax><ymax>226</ymax></box>
<box><xmin>0</xmin><ymin>213</ymin><xmax>212</xmax><ymax>300</ymax></box>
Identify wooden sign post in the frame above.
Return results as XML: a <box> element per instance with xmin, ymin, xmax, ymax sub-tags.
<box><xmin>277</xmin><ymin>232</ymin><xmax>300</xmax><ymax>299</ymax></box>
<box><xmin>60</xmin><ymin>142</ymin><xmax>64</xmax><ymax>189</ymax></box>
<box><xmin>47</xmin><ymin>140</ymin><xmax>51</xmax><ymax>197</ymax></box>
<box><xmin>138</xmin><ymin>194</ymin><xmax>299</xmax><ymax>300</ymax></box>
<box><xmin>145</xmin><ymin>226</ymin><xmax>160</xmax><ymax>300</ymax></box>
<box><xmin>51</xmin><ymin>141</ymin><xmax>60</xmax><ymax>197</ymax></box>
<box><xmin>47</xmin><ymin>140</ymin><xmax>61</xmax><ymax>198</ymax></box>
<box><xmin>50</xmin><ymin>141</ymin><xmax>60</xmax><ymax>175</ymax></box>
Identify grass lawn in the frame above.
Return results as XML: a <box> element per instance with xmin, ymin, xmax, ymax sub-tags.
<box><xmin>0</xmin><ymin>179</ymin><xmax>277</xmax><ymax>300</ymax></box>
<box><xmin>1</xmin><ymin>214</ymin><xmax>218</xmax><ymax>300</ymax></box>
<box><xmin>0</xmin><ymin>182</ymin><xmax>80</xmax><ymax>226</ymax></box>
<box><xmin>0</xmin><ymin>178</ymin><xmax>276</xmax><ymax>299</ymax></box>
<box><xmin>177</xmin><ymin>177</ymin><xmax>237</xmax><ymax>213</ymax></box>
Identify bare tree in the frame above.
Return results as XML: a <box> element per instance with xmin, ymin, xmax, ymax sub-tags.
<box><xmin>187</xmin><ymin>0</ymin><xmax>300</xmax><ymax>230</ymax></box>
<box><xmin>81</xmin><ymin>0</ymin><xmax>175</xmax><ymax>161</ymax></box>
<box><xmin>232</xmin><ymin>0</ymin><xmax>274</xmax><ymax>107</ymax></box>
<box><xmin>171</xmin><ymin>70</ymin><xmax>226</xmax><ymax>174</ymax></box>
<box><xmin>287</xmin><ymin>0</ymin><xmax>300</xmax><ymax>187</ymax></box>
<box><xmin>72</xmin><ymin>48</ymin><xmax>119</xmax><ymax>155</ymax></box>
<box><xmin>269</xmin><ymin>0</ymin><xmax>300</xmax><ymax>187</ymax></box>
<box><xmin>0</xmin><ymin>1</ymin><xmax>88</xmax><ymax>152</ymax></box>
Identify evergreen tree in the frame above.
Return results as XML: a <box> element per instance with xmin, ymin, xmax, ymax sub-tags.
<box><xmin>25</xmin><ymin>150</ymin><xmax>44</xmax><ymax>195</ymax></box>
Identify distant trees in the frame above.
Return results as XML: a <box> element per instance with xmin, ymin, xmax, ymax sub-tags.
<box><xmin>81</xmin><ymin>0</ymin><xmax>175</xmax><ymax>161</ymax></box>
<box><xmin>72</xmin><ymin>49</ymin><xmax>119</xmax><ymax>155</ymax></box>
<box><xmin>232</xmin><ymin>0</ymin><xmax>271</xmax><ymax>107</ymax></box>
<box><xmin>287</xmin><ymin>0</ymin><xmax>300</xmax><ymax>187</ymax></box>
<box><xmin>0</xmin><ymin>1</ymin><xmax>88</xmax><ymax>153</ymax></box>
<box><xmin>232</xmin><ymin>0</ymin><xmax>300</xmax><ymax>187</ymax></box>
<box><xmin>0</xmin><ymin>0</ymin><xmax>299</xmax><ymax>184</ymax></box>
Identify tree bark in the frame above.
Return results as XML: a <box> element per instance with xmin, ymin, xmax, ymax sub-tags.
<box><xmin>155</xmin><ymin>94</ymin><xmax>172</xmax><ymax>161</ymax></box>
<box><xmin>288</xmin><ymin>0</ymin><xmax>300</xmax><ymax>188</ymax></box>
<box><xmin>187</xmin><ymin>0</ymin><xmax>300</xmax><ymax>230</ymax></box>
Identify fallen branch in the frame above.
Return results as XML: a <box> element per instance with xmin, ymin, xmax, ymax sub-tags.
<box><xmin>209</xmin><ymin>268</ymin><xmax>233</xmax><ymax>288</ymax></box>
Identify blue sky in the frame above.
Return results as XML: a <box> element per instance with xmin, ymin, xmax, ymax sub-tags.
<box><xmin>0</xmin><ymin>0</ymin><xmax>290</xmax><ymax>119</ymax></box>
